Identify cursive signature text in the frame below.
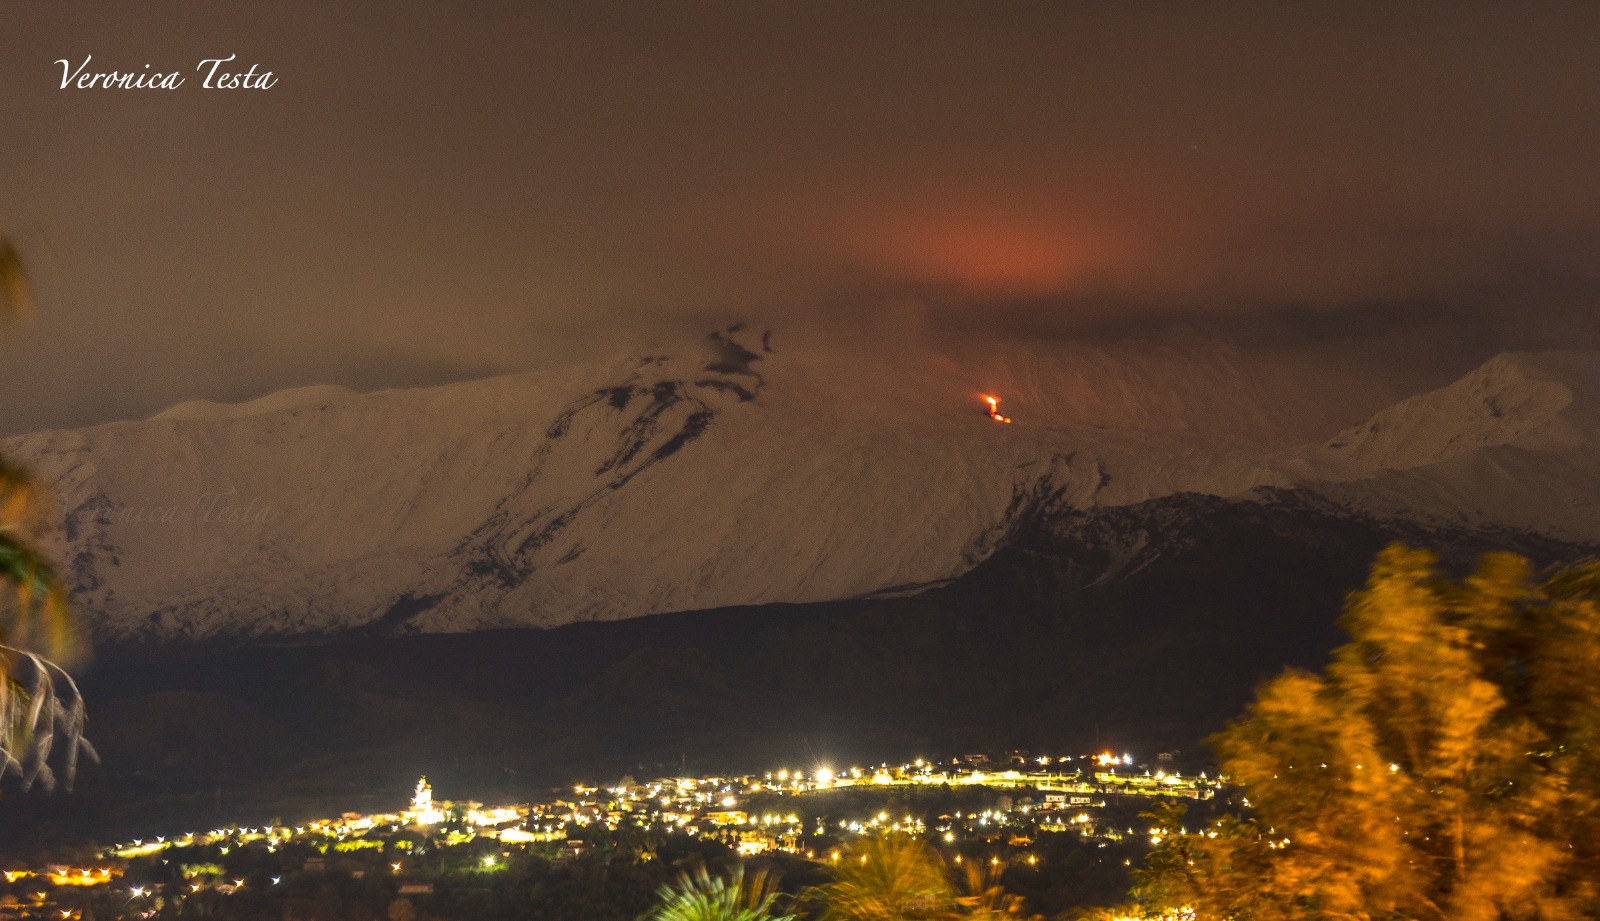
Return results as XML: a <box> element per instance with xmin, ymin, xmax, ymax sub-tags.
<box><xmin>56</xmin><ymin>54</ymin><xmax>277</xmax><ymax>90</ymax></box>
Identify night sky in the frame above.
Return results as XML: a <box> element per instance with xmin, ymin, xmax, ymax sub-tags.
<box><xmin>5</xmin><ymin>2</ymin><xmax>1600</xmax><ymax>435</ymax></box>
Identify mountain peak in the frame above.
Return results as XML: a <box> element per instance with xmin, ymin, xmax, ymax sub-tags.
<box><xmin>149</xmin><ymin>384</ymin><xmax>361</xmax><ymax>423</ymax></box>
<box><xmin>1317</xmin><ymin>350</ymin><xmax>1599</xmax><ymax>471</ymax></box>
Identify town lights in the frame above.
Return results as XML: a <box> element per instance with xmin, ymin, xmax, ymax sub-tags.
<box><xmin>8</xmin><ymin>752</ymin><xmax>1224</xmax><ymax>919</ymax></box>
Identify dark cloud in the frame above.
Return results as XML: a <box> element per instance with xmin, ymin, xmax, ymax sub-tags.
<box><xmin>4</xmin><ymin>1</ymin><xmax>1600</xmax><ymax>434</ymax></box>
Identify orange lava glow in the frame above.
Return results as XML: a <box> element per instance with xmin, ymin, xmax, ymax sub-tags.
<box><xmin>981</xmin><ymin>394</ymin><xmax>1012</xmax><ymax>424</ymax></box>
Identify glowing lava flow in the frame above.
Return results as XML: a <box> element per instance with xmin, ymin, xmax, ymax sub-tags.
<box><xmin>982</xmin><ymin>395</ymin><xmax>1012</xmax><ymax>424</ymax></box>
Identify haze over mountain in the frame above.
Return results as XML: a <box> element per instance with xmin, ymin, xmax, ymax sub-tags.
<box><xmin>5</xmin><ymin>330</ymin><xmax>1596</xmax><ymax>645</ymax></box>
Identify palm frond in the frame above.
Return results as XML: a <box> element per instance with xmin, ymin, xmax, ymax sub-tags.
<box><xmin>0</xmin><ymin>233</ymin><xmax>89</xmax><ymax>792</ymax></box>
<box><xmin>819</xmin><ymin>836</ymin><xmax>958</xmax><ymax>921</ymax></box>
<box><xmin>0</xmin><ymin>455</ymin><xmax>35</xmax><ymax>512</ymax></box>
<box><xmin>644</xmin><ymin>865</ymin><xmax>795</xmax><ymax>921</ymax></box>
<box><xmin>956</xmin><ymin>863</ymin><xmax>1039</xmax><ymax>919</ymax></box>
<box><xmin>0</xmin><ymin>457</ymin><xmax>27</xmax><ymax>483</ymax></box>
<box><xmin>0</xmin><ymin>238</ymin><xmax>32</xmax><ymax>317</ymax></box>
<box><xmin>0</xmin><ymin>532</ymin><xmax>73</xmax><ymax>661</ymax></box>
<box><xmin>0</xmin><ymin>645</ymin><xmax>95</xmax><ymax>791</ymax></box>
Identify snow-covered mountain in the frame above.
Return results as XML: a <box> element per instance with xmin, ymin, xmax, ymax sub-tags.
<box><xmin>5</xmin><ymin>330</ymin><xmax>1597</xmax><ymax>642</ymax></box>
<box><xmin>1297</xmin><ymin>351</ymin><xmax>1600</xmax><ymax>539</ymax></box>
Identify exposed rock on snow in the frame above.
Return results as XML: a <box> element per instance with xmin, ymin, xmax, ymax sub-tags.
<box><xmin>4</xmin><ymin>330</ymin><xmax>1596</xmax><ymax>641</ymax></box>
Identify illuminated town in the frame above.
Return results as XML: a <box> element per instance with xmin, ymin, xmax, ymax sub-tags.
<box><xmin>0</xmin><ymin>752</ymin><xmax>1221</xmax><ymax>919</ymax></box>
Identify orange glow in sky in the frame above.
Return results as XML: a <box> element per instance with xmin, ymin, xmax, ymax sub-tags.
<box><xmin>838</xmin><ymin>209</ymin><xmax>1123</xmax><ymax>295</ymax></box>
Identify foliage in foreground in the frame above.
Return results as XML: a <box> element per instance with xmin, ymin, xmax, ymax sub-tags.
<box><xmin>641</xmin><ymin>836</ymin><xmax>1042</xmax><ymax>921</ymax></box>
<box><xmin>1114</xmin><ymin>545</ymin><xmax>1600</xmax><ymax>920</ymax></box>
<box><xmin>645</xmin><ymin>864</ymin><xmax>796</xmax><ymax>921</ymax></box>
<box><xmin>819</xmin><ymin>836</ymin><xmax>957</xmax><ymax>921</ymax></box>
<box><xmin>0</xmin><ymin>235</ymin><xmax>93</xmax><ymax>790</ymax></box>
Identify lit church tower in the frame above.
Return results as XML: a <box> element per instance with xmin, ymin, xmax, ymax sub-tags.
<box><xmin>410</xmin><ymin>776</ymin><xmax>442</xmax><ymax>824</ymax></box>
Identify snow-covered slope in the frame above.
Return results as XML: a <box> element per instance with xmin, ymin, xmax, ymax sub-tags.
<box><xmin>4</xmin><ymin>331</ymin><xmax>1596</xmax><ymax>642</ymax></box>
<box><xmin>1292</xmin><ymin>351</ymin><xmax>1600</xmax><ymax>539</ymax></box>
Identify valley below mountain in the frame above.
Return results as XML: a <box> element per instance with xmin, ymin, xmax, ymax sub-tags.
<box><xmin>1</xmin><ymin>332</ymin><xmax>1596</xmax><ymax>851</ymax></box>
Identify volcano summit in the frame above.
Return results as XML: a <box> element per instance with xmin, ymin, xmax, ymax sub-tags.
<box><xmin>4</xmin><ymin>330</ymin><xmax>1597</xmax><ymax>644</ymax></box>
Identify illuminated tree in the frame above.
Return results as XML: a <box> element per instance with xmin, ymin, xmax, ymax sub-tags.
<box><xmin>817</xmin><ymin>836</ymin><xmax>1038</xmax><ymax>921</ymax></box>
<box><xmin>0</xmin><ymin>235</ymin><xmax>94</xmax><ymax>790</ymax></box>
<box><xmin>954</xmin><ymin>860</ymin><xmax>1040</xmax><ymax>920</ymax></box>
<box><xmin>820</xmin><ymin>836</ymin><xmax>958</xmax><ymax>921</ymax></box>
<box><xmin>644</xmin><ymin>865</ymin><xmax>796</xmax><ymax>921</ymax></box>
<box><xmin>1126</xmin><ymin>545</ymin><xmax>1600</xmax><ymax>920</ymax></box>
